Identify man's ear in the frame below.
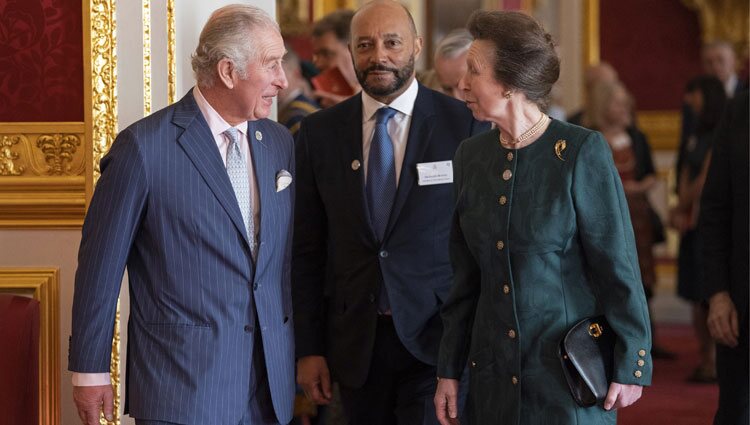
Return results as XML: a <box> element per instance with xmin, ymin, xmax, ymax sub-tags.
<box><xmin>216</xmin><ymin>58</ymin><xmax>235</xmax><ymax>89</ymax></box>
<box><xmin>413</xmin><ymin>36</ymin><xmax>423</xmax><ymax>60</ymax></box>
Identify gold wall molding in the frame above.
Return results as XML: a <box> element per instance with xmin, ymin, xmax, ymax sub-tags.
<box><xmin>89</xmin><ymin>1</ymin><xmax>120</xmax><ymax>423</ymax></box>
<box><xmin>167</xmin><ymin>0</ymin><xmax>176</xmax><ymax>104</ymax></box>
<box><xmin>143</xmin><ymin>0</ymin><xmax>152</xmax><ymax>115</ymax></box>
<box><xmin>0</xmin><ymin>267</ymin><xmax>60</xmax><ymax>425</ymax></box>
<box><xmin>90</xmin><ymin>0</ymin><xmax>119</xmax><ymax>184</ymax></box>
<box><xmin>682</xmin><ymin>0</ymin><xmax>749</xmax><ymax>54</ymax></box>
<box><xmin>0</xmin><ymin>123</ymin><xmax>87</xmax><ymax>227</ymax></box>
<box><xmin>636</xmin><ymin>110</ymin><xmax>681</xmax><ymax>151</ymax></box>
<box><xmin>36</xmin><ymin>134</ymin><xmax>82</xmax><ymax>175</ymax></box>
<box><xmin>0</xmin><ymin>135</ymin><xmax>25</xmax><ymax>176</ymax></box>
<box><xmin>583</xmin><ymin>0</ymin><xmax>600</xmax><ymax>66</ymax></box>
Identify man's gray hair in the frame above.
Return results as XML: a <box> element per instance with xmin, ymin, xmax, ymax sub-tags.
<box><xmin>191</xmin><ymin>4</ymin><xmax>279</xmax><ymax>87</ymax></box>
<box><xmin>435</xmin><ymin>29</ymin><xmax>473</xmax><ymax>60</ymax></box>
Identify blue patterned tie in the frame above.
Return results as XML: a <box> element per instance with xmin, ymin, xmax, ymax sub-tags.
<box><xmin>224</xmin><ymin>128</ymin><xmax>256</xmax><ymax>256</ymax></box>
<box><xmin>367</xmin><ymin>107</ymin><xmax>398</xmax><ymax>241</ymax></box>
<box><xmin>367</xmin><ymin>107</ymin><xmax>397</xmax><ymax>313</ymax></box>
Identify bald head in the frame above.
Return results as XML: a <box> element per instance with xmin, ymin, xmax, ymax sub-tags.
<box><xmin>350</xmin><ymin>0</ymin><xmax>423</xmax><ymax>103</ymax></box>
<box><xmin>352</xmin><ymin>1</ymin><xmax>418</xmax><ymax>38</ymax></box>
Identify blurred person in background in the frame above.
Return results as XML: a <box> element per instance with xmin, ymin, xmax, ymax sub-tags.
<box><xmin>701</xmin><ymin>41</ymin><xmax>746</xmax><ymax>98</ymax></box>
<box><xmin>699</xmin><ymin>90</ymin><xmax>749</xmax><ymax>425</ymax></box>
<box><xmin>583</xmin><ymin>79</ymin><xmax>672</xmax><ymax>359</ymax></box>
<box><xmin>279</xmin><ymin>46</ymin><xmax>320</xmax><ymax>138</ymax></box>
<box><xmin>311</xmin><ymin>9</ymin><xmax>360</xmax><ymax>107</ymax></box>
<box><xmin>567</xmin><ymin>62</ymin><xmax>619</xmax><ymax>126</ymax></box>
<box><xmin>418</xmin><ymin>28</ymin><xmax>473</xmax><ymax>100</ymax></box>
<box><xmin>670</xmin><ymin>75</ymin><xmax>728</xmax><ymax>383</ymax></box>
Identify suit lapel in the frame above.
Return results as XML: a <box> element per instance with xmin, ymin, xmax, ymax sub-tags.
<box><xmin>248</xmin><ymin>120</ymin><xmax>275</xmax><ymax>267</ymax></box>
<box><xmin>339</xmin><ymin>95</ymin><xmax>379</xmax><ymax>242</ymax></box>
<box><xmin>173</xmin><ymin>91</ymin><xmax>252</xmax><ymax>250</ymax></box>
<box><xmin>383</xmin><ymin>85</ymin><xmax>436</xmax><ymax>240</ymax></box>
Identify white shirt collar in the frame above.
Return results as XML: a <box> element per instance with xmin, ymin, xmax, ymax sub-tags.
<box><xmin>193</xmin><ymin>86</ymin><xmax>248</xmax><ymax>137</ymax></box>
<box><xmin>725</xmin><ymin>74</ymin><xmax>738</xmax><ymax>97</ymax></box>
<box><xmin>361</xmin><ymin>78</ymin><xmax>419</xmax><ymax>122</ymax></box>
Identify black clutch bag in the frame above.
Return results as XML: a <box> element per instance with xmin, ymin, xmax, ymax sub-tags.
<box><xmin>558</xmin><ymin>315</ymin><xmax>616</xmax><ymax>407</ymax></box>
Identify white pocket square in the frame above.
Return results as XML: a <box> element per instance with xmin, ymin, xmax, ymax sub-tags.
<box><xmin>276</xmin><ymin>169</ymin><xmax>293</xmax><ymax>192</ymax></box>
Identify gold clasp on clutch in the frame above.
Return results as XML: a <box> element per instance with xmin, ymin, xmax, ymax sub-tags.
<box><xmin>589</xmin><ymin>323</ymin><xmax>603</xmax><ymax>338</ymax></box>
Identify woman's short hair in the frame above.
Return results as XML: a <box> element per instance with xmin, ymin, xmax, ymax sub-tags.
<box><xmin>191</xmin><ymin>5</ymin><xmax>279</xmax><ymax>88</ymax></box>
<box><xmin>466</xmin><ymin>10</ymin><xmax>560</xmax><ymax>110</ymax></box>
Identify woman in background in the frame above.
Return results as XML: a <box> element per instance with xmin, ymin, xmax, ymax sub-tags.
<box><xmin>670</xmin><ymin>75</ymin><xmax>727</xmax><ymax>383</ymax></box>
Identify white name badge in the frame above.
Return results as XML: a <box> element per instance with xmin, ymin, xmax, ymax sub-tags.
<box><xmin>416</xmin><ymin>160</ymin><xmax>453</xmax><ymax>186</ymax></box>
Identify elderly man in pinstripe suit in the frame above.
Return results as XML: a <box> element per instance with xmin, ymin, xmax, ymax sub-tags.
<box><xmin>69</xmin><ymin>5</ymin><xmax>295</xmax><ymax>425</ymax></box>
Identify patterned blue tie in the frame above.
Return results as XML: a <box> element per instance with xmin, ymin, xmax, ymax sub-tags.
<box><xmin>367</xmin><ymin>107</ymin><xmax>398</xmax><ymax>241</ymax></box>
<box><xmin>367</xmin><ymin>107</ymin><xmax>397</xmax><ymax>313</ymax></box>
<box><xmin>224</xmin><ymin>128</ymin><xmax>256</xmax><ymax>256</ymax></box>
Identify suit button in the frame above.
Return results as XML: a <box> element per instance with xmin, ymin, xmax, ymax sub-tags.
<box><xmin>511</xmin><ymin>376</ymin><xmax>519</xmax><ymax>385</ymax></box>
<box><xmin>502</xmin><ymin>284</ymin><xmax>510</xmax><ymax>294</ymax></box>
<box><xmin>507</xmin><ymin>152</ymin><xmax>514</xmax><ymax>161</ymax></box>
<box><xmin>638</xmin><ymin>349</ymin><xmax>646</xmax><ymax>357</ymax></box>
<box><xmin>508</xmin><ymin>329</ymin><xmax>516</xmax><ymax>339</ymax></box>
<box><xmin>253</xmin><ymin>282</ymin><xmax>259</xmax><ymax>290</ymax></box>
<box><xmin>637</xmin><ymin>359</ymin><xmax>645</xmax><ymax>367</ymax></box>
<box><xmin>379</xmin><ymin>250</ymin><xmax>389</xmax><ymax>258</ymax></box>
<box><xmin>244</xmin><ymin>325</ymin><xmax>253</xmax><ymax>333</ymax></box>
<box><xmin>368</xmin><ymin>293</ymin><xmax>376</xmax><ymax>303</ymax></box>
<box><xmin>498</xmin><ymin>195</ymin><xmax>507</xmax><ymax>205</ymax></box>
<box><xmin>634</xmin><ymin>370</ymin><xmax>642</xmax><ymax>378</ymax></box>
<box><xmin>496</xmin><ymin>240</ymin><xmax>504</xmax><ymax>250</ymax></box>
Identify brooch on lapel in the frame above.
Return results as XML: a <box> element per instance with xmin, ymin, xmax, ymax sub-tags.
<box><xmin>554</xmin><ymin>139</ymin><xmax>567</xmax><ymax>161</ymax></box>
<box><xmin>276</xmin><ymin>169</ymin><xmax>292</xmax><ymax>192</ymax></box>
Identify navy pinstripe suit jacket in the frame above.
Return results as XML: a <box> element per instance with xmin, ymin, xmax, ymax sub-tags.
<box><xmin>69</xmin><ymin>91</ymin><xmax>295</xmax><ymax>424</ymax></box>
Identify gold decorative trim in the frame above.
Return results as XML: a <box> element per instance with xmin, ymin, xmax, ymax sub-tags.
<box><xmin>0</xmin><ymin>268</ymin><xmax>60</xmax><ymax>425</ymax></box>
<box><xmin>0</xmin><ymin>135</ymin><xmax>25</xmax><ymax>176</ymax></box>
<box><xmin>167</xmin><ymin>0</ymin><xmax>176</xmax><ymax>104</ymax></box>
<box><xmin>682</xmin><ymin>0</ymin><xmax>749</xmax><ymax>54</ymax></box>
<box><xmin>0</xmin><ymin>123</ymin><xmax>87</xmax><ymax>227</ymax></box>
<box><xmin>36</xmin><ymin>134</ymin><xmax>82</xmax><ymax>175</ymax></box>
<box><xmin>90</xmin><ymin>0</ymin><xmax>118</xmax><ymax>184</ymax></box>
<box><xmin>143</xmin><ymin>0</ymin><xmax>152</xmax><ymax>115</ymax></box>
<box><xmin>636</xmin><ymin>110</ymin><xmax>681</xmax><ymax>150</ymax></box>
<box><xmin>583</xmin><ymin>0</ymin><xmax>600</xmax><ymax>66</ymax></box>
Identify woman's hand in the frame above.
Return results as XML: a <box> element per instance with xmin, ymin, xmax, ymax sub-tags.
<box><xmin>434</xmin><ymin>377</ymin><xmax>461</xmax><ymax>425</ymax></box>
<box><xmin>603</xmin><ymin>382</ymin><xmax>643</xmax><ymax>410</ymax></box>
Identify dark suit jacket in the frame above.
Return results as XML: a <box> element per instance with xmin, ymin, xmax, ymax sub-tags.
<box><xmin>68</xmin><ymin>91</ymin><xmax>296</xmax><ymax>424</ymax></box>
<box><xmin>293</xmin><ymin>84</ymin><xmax>489</xmax><ymax>387</ymax></box>
<box><xmin>699</xmin><ymin>90</ymin><xmax>749</xmax><ymax>326</ymax></box>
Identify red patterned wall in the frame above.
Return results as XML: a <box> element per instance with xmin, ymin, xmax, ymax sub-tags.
<box><xmin>601</xmin><ymin>0</ymin><xmax>703</xmax><ymax>110</ymax></box>
<box><xmin>0</xmin><ymin>0</ymin><xmax>84</xmax><ymax>122</ymax></box>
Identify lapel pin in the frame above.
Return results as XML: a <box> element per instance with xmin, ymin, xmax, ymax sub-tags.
<box><xmin>351</xmin><ymin>159</ymin><xmax>361</xmax><ymax>171</ymax></box>
<box><xmin>554</xmin><ymin>139</ymin><xmax>567</xmax><ymax>161</ymax></box>
<box><xmin>255</xmin><ymin>130</ymin><xmax>263</xmax><ymax>141</ymax></box>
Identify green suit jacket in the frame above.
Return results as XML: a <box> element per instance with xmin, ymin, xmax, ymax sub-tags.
<box><xmin>438</xmin><ymin>120</ymin><xmax>652</xmax><ymax>424</ymax></box>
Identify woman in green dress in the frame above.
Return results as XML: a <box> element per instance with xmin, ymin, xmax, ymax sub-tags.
<box><xmin>433</xmin><ymin>11</ymin><xmax>652</xmax><ymax>425</ymax></box>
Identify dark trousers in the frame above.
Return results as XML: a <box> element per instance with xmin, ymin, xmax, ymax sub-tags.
<box><xmin>714</xmin><ymin>325</ymin><xmax>749</xmax><ymax>425</ymax></box>
<box><xmin>137</xmin><ymin>325</ymin><xmax>279</xmax><ymax>425</ymax></box>
<box><xmin>339</xmin><ymin>316</ymin><xmax>462</xmax><ymax>425</ymax></box>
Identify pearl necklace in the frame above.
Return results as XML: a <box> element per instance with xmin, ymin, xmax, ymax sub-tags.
<box><xmin>499</xmin><ymin>114</ymin><xmax>549</xmax><ymax>146</ymax></box>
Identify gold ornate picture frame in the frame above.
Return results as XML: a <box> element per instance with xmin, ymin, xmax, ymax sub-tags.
<box><xmin>0</xmin><ymin>268</ymin><xmax>60</xmax><ymax>425</ymax></box>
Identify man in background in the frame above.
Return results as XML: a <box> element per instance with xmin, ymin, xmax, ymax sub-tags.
<box><xmin>279</xmin><ymin>47</ymin><xmax>320</xmax><ymax>138</ymax></box>
<box><xmin>311</xmin><ymin>9</ymin><xmax>360</xmax><ymax>107</ymax></box>
<box><xmin>418</xmin><ymin>28</ymin><xmax>472</xmax><ymax>100</ymax></box>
